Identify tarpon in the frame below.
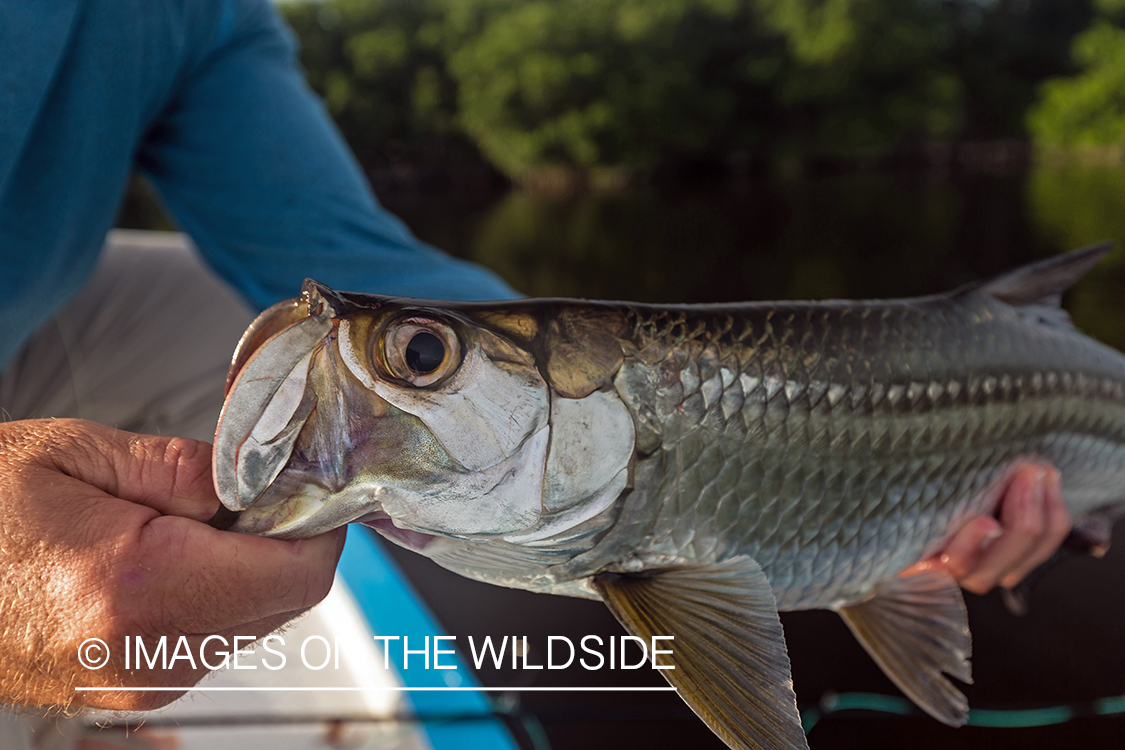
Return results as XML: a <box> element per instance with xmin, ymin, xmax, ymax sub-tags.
<box><xmin>212</xmin><ymin>244</ymin><xmax>1125</xmax><ymax>750</ymax></box>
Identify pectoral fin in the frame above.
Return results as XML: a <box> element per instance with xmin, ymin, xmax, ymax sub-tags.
<box><xmin>836</xmin><ymin>569</ymin><xmax>972</xmax><ymax>726</ymax></box>
<box><xmin>593</xmin><ymin>558</ymin><xmax>808</xmax><ymax>750</ymax></box>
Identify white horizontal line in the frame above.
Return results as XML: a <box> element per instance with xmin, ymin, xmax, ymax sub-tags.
<box><xmin>75</xmin><ymin>686</ymin><xmax>677</xmax><ymax>692</ymax></box>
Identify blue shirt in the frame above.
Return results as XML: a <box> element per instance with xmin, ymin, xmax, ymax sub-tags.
<box><xmin>0</xmin><ymin>0</ymin><xmax>517</xmax><ymax>371</ymax></box>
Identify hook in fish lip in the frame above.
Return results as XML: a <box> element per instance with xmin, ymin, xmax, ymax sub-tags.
<box><xmin>302</xmin><ymin>278</ymin><xmax>389</xmax><ymax>317</ymax></box>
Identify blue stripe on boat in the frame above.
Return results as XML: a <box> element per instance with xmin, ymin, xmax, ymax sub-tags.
<box><xmin>337</xmin><ymin>525</ymin><xmax>520</xmax><ymax>750</ymax></box>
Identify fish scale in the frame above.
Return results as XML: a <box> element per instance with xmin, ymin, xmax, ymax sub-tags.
<box><xmin>581</xmin><ymin>290</ymin><xmax>1125</xmax><ymax>611</ymax></box>
<box><xmin>215</xmin><ymin>244</ymin><xmax>1125</xmax><ymax>749</ymax></box>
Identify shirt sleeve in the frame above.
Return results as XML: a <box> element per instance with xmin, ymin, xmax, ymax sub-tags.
<box><xmin>136</xmin><ymin>0</ymin><xmax>518</xmax><ymax>307</ymax></box>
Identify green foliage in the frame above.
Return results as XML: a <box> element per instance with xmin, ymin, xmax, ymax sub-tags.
<box><xmin>440</xmin><ymin>0</ymin><xmax>968</xmax><ymax>174</ymax></box>
<box><xmin>1028</xmin><ymin>164</ymin><xmax>1125</xmax><ymax>258</ymax></box>
<box><xmin>943</xmin><ymin>0</ymin><xmax>1093</xmax><ymax>139</ymax></box>
<box><xmin>279</xmin><ymin>0</ymin><xmax>1107</xmax><ymax>180</ymax></box>
<box><xmin>1095</xmin><ymin>0</ymin><xmax>1125</xmax><ymax>19</ymax></box>
<box><xmin>759</xmin><ymin>0</ymin><xmax>963</xmax><ymax>154</ymax></box>
<box><xmin>283</xmin><ymin>0</ymin><xmax>465</xmax><ymax>168</ymax></box>
<box><xmin>445</xmin><ymin>0</ymin><xmax>770</xmax><ymax>176</ymax></box>
<box><xmin>1029</xmin><ymin>20</ymin><xmax>1125</xmax><ymax>149</ymax></box>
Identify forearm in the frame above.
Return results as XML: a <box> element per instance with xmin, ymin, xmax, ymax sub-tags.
<box><xmin>138</xmin><ymin>0</ymin><xmax>517</xmax><ymax>310</ymax></box>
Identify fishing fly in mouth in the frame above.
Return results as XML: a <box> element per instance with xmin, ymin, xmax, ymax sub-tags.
<box><xmin>212</xmin><ymin>243</ymin><xmax>1125</xmax><ymax>750</ymax></box>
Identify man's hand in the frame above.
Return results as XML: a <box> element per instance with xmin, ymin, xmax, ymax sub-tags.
<box><xmin>903</xmin><ymin>463</ymin><xmax>1070</xmax><ymax>594</ymax></box>
<box><xmin>0</xmin><ymin>418</ymin><xmax>346</xmax><ymax>712</ymax></box>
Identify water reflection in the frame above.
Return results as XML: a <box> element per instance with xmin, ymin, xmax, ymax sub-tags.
<box><xmin>388</xmin><ymin>164</ymin><xmax>1125</xmax><ymax>349</ymax></box>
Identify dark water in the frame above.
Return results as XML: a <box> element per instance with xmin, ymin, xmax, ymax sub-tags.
<box><xmin>377</xmin><ymin>165</ymin><xmax>1125</xmax><ymax>750</ymax></box>
<box><xmin>386</xmin><ymin>164</ymin><xmax>1125</xmax><ymax>348</ymax></box>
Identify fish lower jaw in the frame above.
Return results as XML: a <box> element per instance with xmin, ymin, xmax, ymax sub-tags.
<box><xmin>230</xmin><ymin>483</ymin><xmax>383</xmax><ymax>539</ymax></box>
<box><xmin>230</xmin><ymin>508</ymin><xmax>321</xmax><ymax>539</ymax></box>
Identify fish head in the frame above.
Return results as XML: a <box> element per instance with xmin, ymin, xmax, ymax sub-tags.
<box><xmin>214</xmin><ymin>281</ymin><xmax>635</xmax><ymax>570</ymax></box>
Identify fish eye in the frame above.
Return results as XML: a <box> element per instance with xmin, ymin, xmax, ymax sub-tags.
<box><xmin>405</xmin><ymin>332</ymin><xmax>444</xmax><ymax>375</ymax></box>
<box><xmin>379</xmin><ymin>316</ymin><xmax>461</xmax><ymax>387</ymax></box>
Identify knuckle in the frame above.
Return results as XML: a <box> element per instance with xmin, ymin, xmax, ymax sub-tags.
<box><xmin>163</xmin><ymin>437</ymin><xmax>213</xmax><ymax>496</ymax></box>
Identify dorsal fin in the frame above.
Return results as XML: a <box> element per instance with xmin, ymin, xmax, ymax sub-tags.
<box><xmin>974</xmin><ymin>241</ymin><xmax>1114</xmax><ymax>308</ymax></box>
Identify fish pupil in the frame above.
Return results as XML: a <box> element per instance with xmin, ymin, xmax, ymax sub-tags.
<box><xmin>405</xmin><ymin>332</ymin><xmax>445</xmax><ymax>375</ymax></box>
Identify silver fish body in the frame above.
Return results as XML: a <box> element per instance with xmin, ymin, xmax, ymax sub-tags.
<box><xmin>572</xmin><ymin>289</ymin><xmax>1125</xmax><ymax>611</ymax></box>
<box><xmin>213</xmin><ymin>244</ymin><xmax>1125</xmax><ymax>750</ymax></box>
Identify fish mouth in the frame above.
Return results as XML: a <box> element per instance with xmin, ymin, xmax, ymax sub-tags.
<box><xmin>214</xmin><ymin>280</ymin><xmax>434</xmax><ymax>540</ymax></box>
<box><xmin>213</xmin><ymin>278</ymin><xmax>554</xmax><ymax>542</ymax></box>
<box><xmin>213</xmin><ymin>288</ymin><xmax>335</xmax><ymax>514</ymax></box>
<box><xmin>227</xmin><ymin>478</ymin><xmax>386</xmax><ymax>539</ymax></box>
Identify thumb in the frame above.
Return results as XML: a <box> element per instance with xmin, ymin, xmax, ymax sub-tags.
<box><xmin>22</xmin><ymin>418</ymin><xmax>221</xmax><ymax>520</ymax></box>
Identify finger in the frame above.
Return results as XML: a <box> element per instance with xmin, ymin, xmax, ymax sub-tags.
<box><xmin>22</xmin><ymin>418</ymin><xmax>221</xmax><ymax>520</ymax></box>
<box><xmin>114</xmin><ymin>519</ymin><xmax>347</xmax><ymax>634</ymax></box>
<box><xmin>1000</xmin><ymin>468</ymin><xmax>1069</xmax><ymax>589</ymax></box>
<box><xmin>959</xmin><ymin>466</ymin><xmax>1049</xmax><ymax>594</ymax></box>
<box><xmin>8</xmin><ymin>454</ymin><xmax>344</xmax><ymax>645</ymax></box>
<box><xmin>908</xmin><ymin>516</ymin><xmax>1003</xmax><ymax>585</ymax></box>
